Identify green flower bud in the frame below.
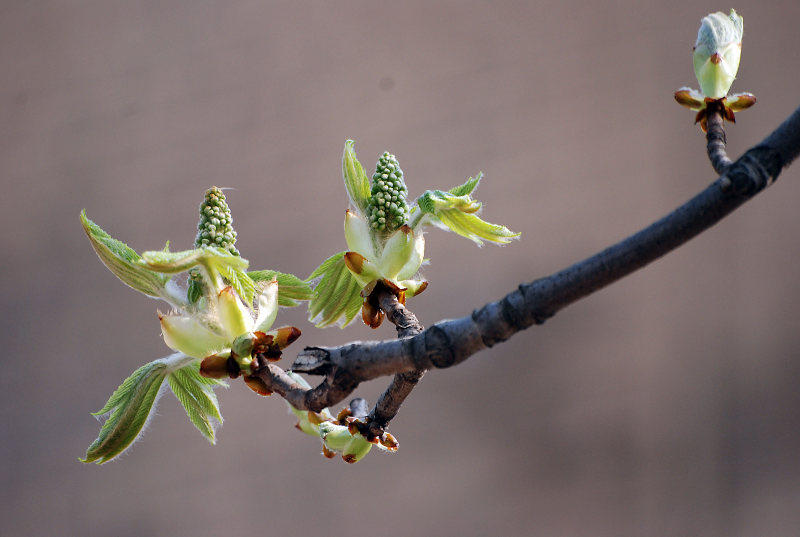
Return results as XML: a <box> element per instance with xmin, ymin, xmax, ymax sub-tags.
<box><xmin>186</xmin><ymin>268</ymin><xmax>205</xmax><ymax>304</ymax></box>
<box><xmin>231</xmin><ymin>332</ymin><xmax>258</xmax><ymax>361</ymax></box>
<box><xmin>693</xmin><ymin>10</ymin><xmax>743</xmax><ymax>99</ymax></box>
<box><xmin>195</xmin><ymin>187</ymin><xmax>239</xmax><ymax>256</ymax></box>
<box><xmin>367</xmin><ymin>152</ymin><xmax>409</xmax><ymax>233</ymax></box>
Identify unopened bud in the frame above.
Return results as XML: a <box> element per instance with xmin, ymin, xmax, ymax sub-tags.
<box><xmin>693</xmin><ymin>10</ymin><xmax>743</xmax><ymax>98</ymax></box>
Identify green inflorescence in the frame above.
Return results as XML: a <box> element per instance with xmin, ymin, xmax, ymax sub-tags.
<box><xmin>367</xmin><ymin>152</ymin><xmax>409</xmax><ymax>233</ymax></box>
<box><xmin>195</xmin><ymin>187</ymin><xmax>239</xmax><ymax>255</ymax></box>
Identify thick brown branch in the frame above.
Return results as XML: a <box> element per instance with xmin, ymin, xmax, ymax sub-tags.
<box><xmin>271</xmin><ymin>104</ymin><xmax>800</xmax><ymax>415</ymax></box>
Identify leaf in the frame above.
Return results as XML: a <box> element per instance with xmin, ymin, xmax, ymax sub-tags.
<box><xmin>307</xmin><ymin>252</ymin><xmax>364</xmax><ymax>327</ymax></box>
<box><xmin>81</xmin><ymin>360</ymin><xmax>170</xmax><ymax>464</ymax></box>
<box><xmin>141</xmin><ymin>248</ymin><xmax>209</xmax><ymax>273</ymax></box>
<box><xmin>80</xmin><ymin>210</ymin><xmax>170</xmax><ymax>298</ymax></box>
<box><xmin>142</xmin><ymin>247</ymin><xmax>255</xmax><ymax>304</ymax></box>
<box><xmin>218</xmin><ymin>260</ymin><xmax>255</xmax><ymax>306</ymax></box>
<box><xmin>416</xmin><ymin>190</ymin><xmax>481</xmax><ymax>215</ymax></box>
<box><xmin>342</xmin><ymin>140</ymin><xmax>371</xmax><ymax>214</ymax></box>
<box><xmin>435</xmin><ymin>209</ymin><xmax>520</xmax><ymax>246</ymax></box>
<box><xmin>167</xmin><ymin>365</ymin><xmax>225</xmax><ymax>443</ymax></box>
<box><xmin>448</xmin><ymin>172</ymin><xmax>482</xmax><ymax>197</ymax></box>
<box><xmin>248</xmin><ymin>270</ymin><xmax>312</xmax><ymax>307</ymax></box>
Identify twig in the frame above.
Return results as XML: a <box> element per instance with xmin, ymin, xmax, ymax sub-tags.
<box><xmin>361</xmin><ymin>288</ymin><xmax>426</xmax><ymax>437</ymax></box>
<box><xmin>705</xmin><ymin>101</ymin><xmax>733</xmax><ymax>175</ymax></box>
<box><xmin>256</xmin><ymin>104</ymin><xmax>800</xmax><ymax>416</ymax></box>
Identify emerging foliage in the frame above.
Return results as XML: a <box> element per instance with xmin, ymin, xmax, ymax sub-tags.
<box><xmin>81</xmin><ymin>188</ymin><xmax>309</xmax><ymax>463</ymax></box>
<box><xmin>308</xmin><ymin>141</ymin><xmax>519</xmax><ymax>328</ymax></box>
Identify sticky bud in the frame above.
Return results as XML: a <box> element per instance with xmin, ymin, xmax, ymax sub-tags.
<box><xmin>361</xmin><ymin>298</ymin><xmax>384</xmax><ymax>329</ymax></box>
<box><xmin>200</xmin><ymin>353</ymin><xmax>231</xmax><ymax>379</ymax></box>
<box><xmin>693</xmin><ymin>10</ymin><xmax>743</xmax><ymax>99</ymax></box>
<box><xmin>272</xmin><ymin>326</ymin><xmax>302</xmax><ymax>349</ymax></box>
<box><xmin>243</xmin><ymin>375</ymin><xmax>272</xmax><ymax>396</ymax></box>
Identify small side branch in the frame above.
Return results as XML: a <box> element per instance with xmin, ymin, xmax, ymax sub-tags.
<box><xmin>706</xmin><ymin>102</ymin><xmax>733</xmax><ymax>175</ymax></box>
<box><xmin>362</xmin><ymin>288</ymin><xmax>426</xmax><ymax>437</ymax></box>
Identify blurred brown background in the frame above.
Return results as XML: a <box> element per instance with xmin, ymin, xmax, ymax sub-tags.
<box><xmin>3</xmin><ymin>1</ymin><xmax>800</xmax><ymax>535</ymax></box>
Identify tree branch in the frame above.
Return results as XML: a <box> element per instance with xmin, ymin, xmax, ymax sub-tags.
<box><xmin>363</xmin><ymin>288</ymin><xmax>426</xmax><ymax>437</ymax></box>
<box><xmin>255</xmin><ymin>104</ymin><xmax>800</xmax><ymax>420</ymax></box>
<box><xmin>706</xmin><ymin>102</ymin><xmax>733</xmax><ymax>175</ymax></box>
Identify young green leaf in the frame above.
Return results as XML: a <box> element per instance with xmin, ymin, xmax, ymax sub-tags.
<box><xmin>448</xmin><ymin>172</ymin><xmax>482</xmax><ymax>197</ymax></box>
<box><xmin>80</xmin><ymin>210</ymin><xmax>170</xmax><ymax>298</ymax></box>
<box><xmin>248</xmin><ymin>270</ymin><xmax>313</xmax><ymax>307</ymax></box>
<box><xmin>307</xmin><ymin>252</ymin><xmax>364</xmax><ymax>327</ymax></box>
<box><xmin>167</xmin><ymin>365</ymin><xmax>225</xmax><ymax>443</ymax></box>
<box><xmin>434</xmin><ymin>209</ymin><xmax>520</xmax><ymax>245</ymax></box>
<box><xmin>82</xmin><ymin>354</ymin><xmax>200</xmax><ymax>464</ymax></box>
<box><xmin>343</xmin><ymin>140</ymin><xmax>371</xmax><ymax>214</ymax></box>
<box><xmin>142</xmin><ymin>247</ymin><xmax>255</xmax><ymax>304</ymax></box>
<box><xmin>416</xmin><ymin>190</ymin><xmax>481</xmax><ymax>215</ymax></box>
<box><xmin>81</xmin><ymin>360</ymin><xmax>170</xmax><ymax>464</ymax></box>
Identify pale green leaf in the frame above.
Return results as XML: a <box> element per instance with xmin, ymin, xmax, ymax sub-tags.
<box><xmin>80</xmin><ymin>210</ymin><xmax>169</xmax><ymax>298</ymax></box>
<box><xmin>435</xmin><ymin>209</ymin><xmax>520</xmax><ymax>246</ymax></box>
<box><xmin>141</xmin><ymin>248</ymin><xmax>208</xmax><ymax>273</ymax></box>
<box><xmin>248</xmin><ymin>270</ymin><xmax>313</xmax><ymax>307</ymax></box>
<box><xmin>82</xmin><ymin>361</ymin><xmax>169</xmax><ymax>464</ymax></box>
<box><xmin>343</xmin><ymin>140</ymin><xmax>370</xmax><ymax>214</ymax></box>
<box><xmin>142</xmin><ymin>247</ymin><xmax>254</xmax><ymax>304</ymax></box>
<box><xmin>448</xmin><ymin>172</ymin><xmax>482</xmax><ymax>196</ymax></box>
<box><xmin>415</xmin><ymin>190</ymin><xmax>481</xmax><ymax>215</ymax></box>
<box><xmin>168</xmin><ymin>365</ymin><xmax>224</xmax><ymax>443</ymax></box>
<box><xmin>307</xmin><ymin>252</ymin><xmax>364</xmax><ymax>327</ymax></box>
<box><xmin>219</xmin><ymin>260</ymin><xmax>255</xmax><ymax>306</ymax></box>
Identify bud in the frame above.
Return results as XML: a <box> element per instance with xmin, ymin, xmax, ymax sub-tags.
<box><xmin>195</xmin><ymin>187</ymin><xmax>239</xmax><ymax>255</ymax></box>
<box><xmin>231</xmin><ymin>332</ymin><xmax>259</xmax><ymax>361</ymax></box>
<box><xmin>344</xmin><ymin>210</ymin><xmax>378</xmax><ymax>260</ymax></box>
<box><xmin>343</xmin><ymin>251</ymin><xmax>382</xmax><ymax>287</ymax></box>
<box><xmin>253</xmin><ymin>279</ymin><xmax>279</xmax><ymax>333</ymax></box>
<box><xmin>379</xmin><ymin>225</ymin><xmax>416</xmax><ymax>279</ymax></box>
<box><xmin>158</xmin><ymin>310</ymin><xmax>229</xmax><ymax>359</ymax></box>
<box><xmin>693</xmin><ymin>10</ymin><xmax>743</xmax><ymax>99</ymax></box>
<box><xmin>367</xmin><ymin>152</ymin><xmax>409</xmax><ymax>233</ymax></box>
<box><xmin>186</xmin><ymin>268</ymin><xmax>205</xmax><ymax>304</ymax></box>
<box><xmin>243</xmin><ymin>375</ymin><xmax>272</xmax><ymax>396</ymax></box>
<box><xmin>381</xmin><ymin>225</ymin><xmax>425</xmax><ymax>281</ymax></box>
<box><xmin>216</xmin><ymin>286</ymin><xmax>252</xmax><ymax>339</ymax></box>
<box><xmin>318</xmin><ymin>422</ymin><xmax>353</xmax><ymax>452</ymax></box>
<box><xmin>199</xmin><ymin>352</ymin><xmax>231</xmax><ymax>379</ymax></box>
<box><xmin>271</xmin><ymin>326</ymin><xmax>302</xmax><ymax>349</ymax></box>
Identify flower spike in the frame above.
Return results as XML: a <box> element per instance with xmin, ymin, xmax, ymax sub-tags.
<box><xmin>196</xmin><ymin>187</ymin><xmax>239</xmax><ymax>255</ymax></box>
<box><xmin>367</xmin><ymin>152</ymin><xmax>409</xmax><ymax>233</ymax></box>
